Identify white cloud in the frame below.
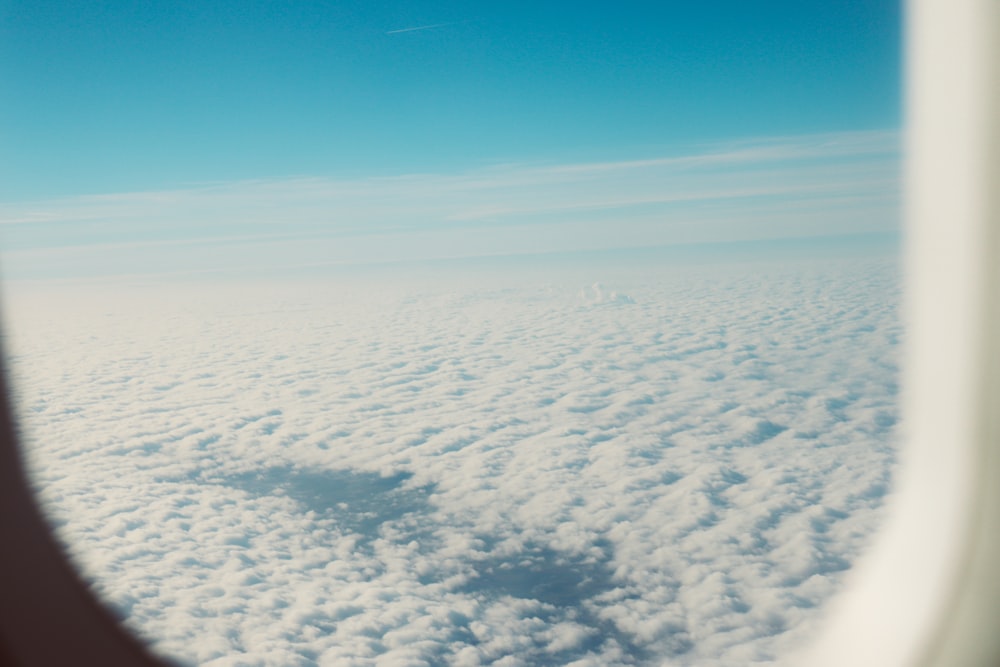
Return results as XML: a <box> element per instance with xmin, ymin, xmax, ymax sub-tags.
<box><xmin>4</xmin><ymin>255</ymin><xmax>900</xmax><ymax>665</ymax></box>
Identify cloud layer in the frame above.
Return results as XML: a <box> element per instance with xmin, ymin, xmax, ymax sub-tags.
<box><xmin>5</xmin><ymin>255</ymin><xmax>900</xmax><ymax>665</ymax></box>
<box><xmin>0</xmin><ymin>130</ymin><xmax>898</xmax><ymax>280</ymax></box>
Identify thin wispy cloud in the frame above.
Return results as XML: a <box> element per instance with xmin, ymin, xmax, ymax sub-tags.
<box><xmin>0</xmin><ymin>130</ymin><xmax>899</xmax><ymax>280</ymax></box>
<box><xmin>386</xmin><ymin>20</ymin><xmax>466</xmax><ymax>35</ymax></box>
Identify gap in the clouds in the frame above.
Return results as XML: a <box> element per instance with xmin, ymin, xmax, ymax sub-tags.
<box><xmin>218</xmin><ymin>464</ymin><xmax>669</xmax><ymax>662</ymax></box>
<box><xmin>457</xmin><ymin>538</ymin><xmax>666</xmax><ymax>663</ymax></box>
<box><xmin>222</xmin><ymin>467</ymin><xmax>437</xmax><ymax>539</ymax></box>
<box><xmin>460</xmin><ymin>539</ymin><xmax>616</xmax><ymax>607</ymax></box>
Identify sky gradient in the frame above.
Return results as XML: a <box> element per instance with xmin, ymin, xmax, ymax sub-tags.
<box><xmin>0</xmin><ymin>0</ymin><xmax>901</xmax><ymax>278</ymax></box>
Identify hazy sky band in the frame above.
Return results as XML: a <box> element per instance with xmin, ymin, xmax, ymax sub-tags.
<box><xmin>0</xmin><ymin>130</ymin><xmax>898</xmax><ymax>279</ymax></box>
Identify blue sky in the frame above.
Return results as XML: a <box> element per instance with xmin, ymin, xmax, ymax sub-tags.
<box><xmin>0</xmin><ymin>0</ymin><xmax>901</xmax><ymax>277</ymax></box>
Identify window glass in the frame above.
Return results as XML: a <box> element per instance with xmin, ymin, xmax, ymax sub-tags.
<box><xmin>0</xmin><ymin>1</ymin><xmax>901</xmax><ymax>664</ymax></box>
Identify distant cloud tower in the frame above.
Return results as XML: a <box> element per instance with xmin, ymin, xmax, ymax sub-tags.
<box><xmin>581</xmin><ymin>282</ymin><xmax>636</xmax><ymax>305</ymax></box>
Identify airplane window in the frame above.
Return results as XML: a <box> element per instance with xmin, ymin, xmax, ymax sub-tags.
<box><xmin>0</xmin><ymin>1</ymin><xmax>902</xmax><ymax>665</ymax></box>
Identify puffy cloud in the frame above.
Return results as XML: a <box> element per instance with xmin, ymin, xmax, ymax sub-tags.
<box><xmin>4</xmin><ymin>255</ymin><xmax>899</xmax><ymax>665</ymax></box>
<box><xmin>579</xmin><ymin>283</ymin><xmax>636</xmax><ymax>306</ymax></box>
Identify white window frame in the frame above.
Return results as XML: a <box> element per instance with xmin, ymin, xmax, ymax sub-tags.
<box><xmin>802</xmin><ymin>0</ymin><xmax>1000</xmax><ymax>664</ymax></box>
